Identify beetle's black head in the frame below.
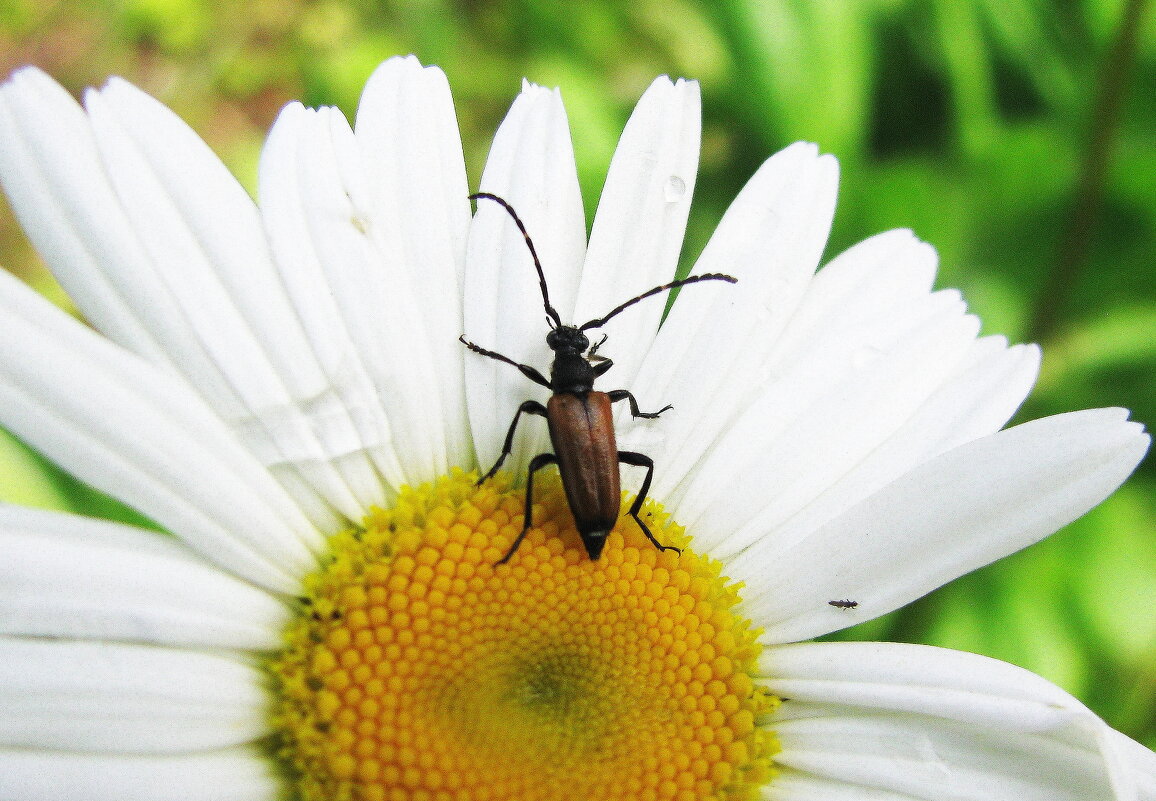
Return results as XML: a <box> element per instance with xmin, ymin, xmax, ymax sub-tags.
<box><xmin>546</xmin><ymin>326</ymin><xmax>589</xmax><ymax>356</ymax></box>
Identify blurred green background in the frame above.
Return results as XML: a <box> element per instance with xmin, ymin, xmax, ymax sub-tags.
<box><xmin>1</xmin><ymin>0</ymin><xmax>1153</xmax><ymax>748</ymax></box>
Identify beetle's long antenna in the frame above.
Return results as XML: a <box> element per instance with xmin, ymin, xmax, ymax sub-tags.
<box><xmin>579</xmin><ymin>273</ymin><xmax>737</xmax><ymax>331</ymax></box>
<box><xmin>470</xmin><ymin>192</ymin><xmax>563</xmax><ymax>329</ymax></box>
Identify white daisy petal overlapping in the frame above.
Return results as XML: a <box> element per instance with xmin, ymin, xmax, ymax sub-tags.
<box><xmin>0</xmin><ymin>54</ymin><xmax>1152</xmax><ymax>800</ymax></box>
<box><xmin>765</xmin><ymin>642</ymin><xmax>1156</xmax><ymax>801</ymax></box>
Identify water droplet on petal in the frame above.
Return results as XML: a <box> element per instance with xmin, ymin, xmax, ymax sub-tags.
<box><xmin>664</xmin><ymin>175</ymin><xmax>687</xmax><ymax>202</ymax></box>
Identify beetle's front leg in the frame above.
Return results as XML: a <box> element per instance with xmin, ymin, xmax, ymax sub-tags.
<box><xmin>459</xmin><ymin>335</ymin><xmax>552</xmax><ymax>388</ymax></box>
<box><xmin>607</xmin><ymin>389</ymin><xmax>672</xmax><ymax>419</ymax></box>
<box><xmin>477</xmin><ymin>400</ymin><xmax>548</xmax><ymax>485</ymax></box>
<box><xmin>587</xmin><ymin>333</ymin><xmax>609</xmax><ymax>362</ymax></box>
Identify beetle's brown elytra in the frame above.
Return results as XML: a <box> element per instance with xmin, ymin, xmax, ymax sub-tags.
<box><xmin>461</xmin><ymin>193</ymin><xmax>736</xmax><ymax>565</ymax></box>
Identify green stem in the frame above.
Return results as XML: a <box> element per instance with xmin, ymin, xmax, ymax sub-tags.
<box><xmin>1028</xmin><ymin>0</ymin><xmax>1149</xmax><ymax>344</ymax></box>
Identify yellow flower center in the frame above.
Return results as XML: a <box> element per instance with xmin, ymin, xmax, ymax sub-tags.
<box><xmin>269</xmin><ymin>470</ymin><xmax>778</xmax><ymax>801</ymax></box>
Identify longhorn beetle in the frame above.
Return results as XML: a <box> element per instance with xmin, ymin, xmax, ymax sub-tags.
<box><xmin>462</xmin><ymin>192</ymin><xmax>737</xmax><ymax>565</ymax></box>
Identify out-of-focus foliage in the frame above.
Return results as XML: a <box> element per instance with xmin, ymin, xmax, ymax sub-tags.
<box><xmin>1</xmin><ymin>0</ymin><xmax>1153</xmax><ymax>748</ymax></box>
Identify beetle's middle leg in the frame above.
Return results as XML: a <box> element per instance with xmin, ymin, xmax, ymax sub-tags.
<box><xmin>608</xmin><ymin>390</ymin><xmax>672</xmax><ymax>419</ymax></box>
<box><xmin>495</xmin><ymin>452</ymin><xmax>557</xmax><ymax>566</ymax></box>
<box><xmin>478</xmin><ymin>400</ymin><xmax>548</xmax><ymax>485</ymax></box>
<box><xmin>618</xmin><ymin>451</ymin><xmax>681</xmax><ymax>555</ymax></box>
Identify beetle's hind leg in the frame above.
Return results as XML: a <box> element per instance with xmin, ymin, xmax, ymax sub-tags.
<box><xmin>477</xmin><ymin>400</ymin><xmax>548</xmax><ymax>486</ymax></box>
<box><xmin>495</xmin><ymin>452</ymin><xmax>557</xmax><ymax>566</ymax></box>
<box><xmin>618</xmin><ymin>451</ymin><xmax>681</xmax><ymax>555</ymax></box>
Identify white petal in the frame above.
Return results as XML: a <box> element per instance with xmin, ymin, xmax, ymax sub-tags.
<box><xmin>85</xmin><ymin>77</ymin><xmax>303</xmax><ymax>399</ymax></box>
<box><xmin>769</xmin><ymin>228</ymin><xmax>937</xmax><ymax>357</ymax></box>
<box><xmin>86</xmin><ymin>78</ymin><xmax>294</xmax><ymax>392</ymax></box>
<box><xmin>0</xmin><ymin>506</ymin><xmax>287</xmax><ymax>649</ymax></box>
<box><xmin>575</xmin><ymin>76</ymin><xmax>701</xmax><ymax>386</ymax></box>
<box><xmin>0</xmin><ymin>67</ymin><xmax>169</xmax><ymax>361</ymax></box>
<box><xmin>622</xmin><ymin>143</ymin><xmax>839</xmax><ymax>499</ymax></box>
<box><xmin>259</xmin><ymin>60</ymin><xmax>475</xmax><ymax>493</ymax></box>
<box><xmin>761</xmin><ymin>642</ymin><xmax>1151</xmax><ymax>801</ymax></box>
<box><xmin>0</xmin><ymin>746</ymin><xmax>277</xmax><ymax>801</ymax></box>
<box><xmin>684</xmin><ymin>288</ymin><xmax>980</xmax><ymax>555</ymax></box>
<box><xmin>356</xmin><ymin>56</ymin><xmax>471</xmax><ymax>291</ymax></box>
<box><xmin>0</xmin><ymin>638</ymin><xmax>265</xmax><ymax>752</ymax></box>
<box><xmin>736</xmin><ymin>409</ymin><xmax>1149</xmax><ymax>644</ymax></box>
<box><xmin>660</xmin><ymin>227</ymin><xmax>935</xmax><ymax>543</ymax></box>
<box><xmin>463</xmin><ymin>80</ymin><xmax>587</xmax><ymax>476</ymax></box>
<box><xmin>772</xmin><ymin>716</ymin><xmax>1118</xmax><ymax>801</ymax></box>
<box><xmin>768</xmin><ymin>772</ymin><xmax>931</xmax><ymax>800</ymax></box>
<box><xmin>677</xmin><ymin>228</ymin><xmax>1032</xmax><ymax>559</ymax></box>
<box><xmin>751</xmin><ymin>336</ymin><xmax>1038</xmax><ymax>548</ymax></box>
<box><xmin>260</xmin><ymin>100</ymin><xmax>428</xmax><ymax>494</ymax></box>
<box><xmin>355</xmin><ymin>56</ymin><xmax>473</xmax><ymax>472</ymax></box>
<box><xmin>0</xmin><ymin>68</ymin><xmax>367</xmax><ymax>529</ymax></box>
<box><xmin>1109</xmin><ymin>729</ymin><xmax>1156</xmax><ymax>801</ymax></box>
<box><xmin>86</xmin><ymin>78</ymin><xmax>374</xmax><ymax>528</ymax></box>
<box><xmin>0</xmin><ymin>269</ymin><xmax>319</xmax><ymax>593</ymax></box>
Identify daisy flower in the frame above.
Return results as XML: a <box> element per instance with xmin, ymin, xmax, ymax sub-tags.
<box><xmin>0</xmin><ymin>55</ymin><xmax>1152</xmax><ymax>801</ymax></box>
